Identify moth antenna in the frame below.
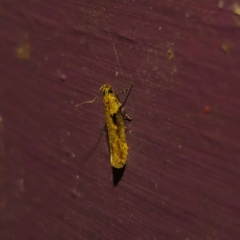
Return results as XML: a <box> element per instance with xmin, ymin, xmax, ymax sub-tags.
<box><xmin>76</xmin><ymin>94</ymin><xmax>99</xmax><ymax>108</ymax></box>
<box><xmin>120</xmin><ymin>83</ymin><xmax>133</xmax><ymax>108</ymax></box>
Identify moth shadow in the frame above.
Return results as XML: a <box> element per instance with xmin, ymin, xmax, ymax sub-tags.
<box><xmin>112</xmin><ymin>165</ymin><xmax>126</xmax><ymax>186</ymax></box>
<box><xmin>82</xmin><ymin>128</ymin><xmax>103</xmax><ymax>163</ymax></box>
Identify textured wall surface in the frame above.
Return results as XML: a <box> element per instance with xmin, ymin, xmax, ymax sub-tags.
<box><xmin>0</xmin><ymin>0</ymin><xmax>240</xmax><ymax>239</ymax></box>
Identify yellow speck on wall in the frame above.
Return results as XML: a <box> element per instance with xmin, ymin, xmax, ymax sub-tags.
<box><xmin>16</xmin><ymin>33</ymin><xmax>31</xmax><ymax>59</ymax></box>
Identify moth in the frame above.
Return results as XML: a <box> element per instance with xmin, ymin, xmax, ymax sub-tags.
<box><xmin>76</xmin><ymin>83</ymin><xmax>133</xmax><ymax>168</ymax></box>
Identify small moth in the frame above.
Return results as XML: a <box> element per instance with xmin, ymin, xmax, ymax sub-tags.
<box><xmin>76</xmin><ymin>83</ymin><xmax>133</xmax><ymax>169</ymax></box>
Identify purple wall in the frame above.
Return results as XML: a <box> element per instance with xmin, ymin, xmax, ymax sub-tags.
<box><xmin>0</xmin><ymin>0</ymin><xmax>240</xmax><ymax>239</ymax></box>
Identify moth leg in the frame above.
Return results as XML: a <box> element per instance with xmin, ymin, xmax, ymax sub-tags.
<box><xmin>121</xmin><ymin>108</ymin><xmax>132</xmax><ymax>121</ymax></box>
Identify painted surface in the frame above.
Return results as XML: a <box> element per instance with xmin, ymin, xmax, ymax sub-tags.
<box><xmin>0</xmin><ymin>0</ymin><xmax>240</xmax><ymax>239</ymax></box>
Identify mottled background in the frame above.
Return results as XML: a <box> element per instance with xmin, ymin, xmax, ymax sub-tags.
<box><xmin>0</xmin><ymin>0</ymin><xmax>240</xmax><ymax>239</ymax></box>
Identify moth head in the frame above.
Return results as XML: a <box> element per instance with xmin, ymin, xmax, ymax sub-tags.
<box><xmin>100</xmin><ymin>84</ymin><xmax>113</xmax><ymax>95</ymax></box>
